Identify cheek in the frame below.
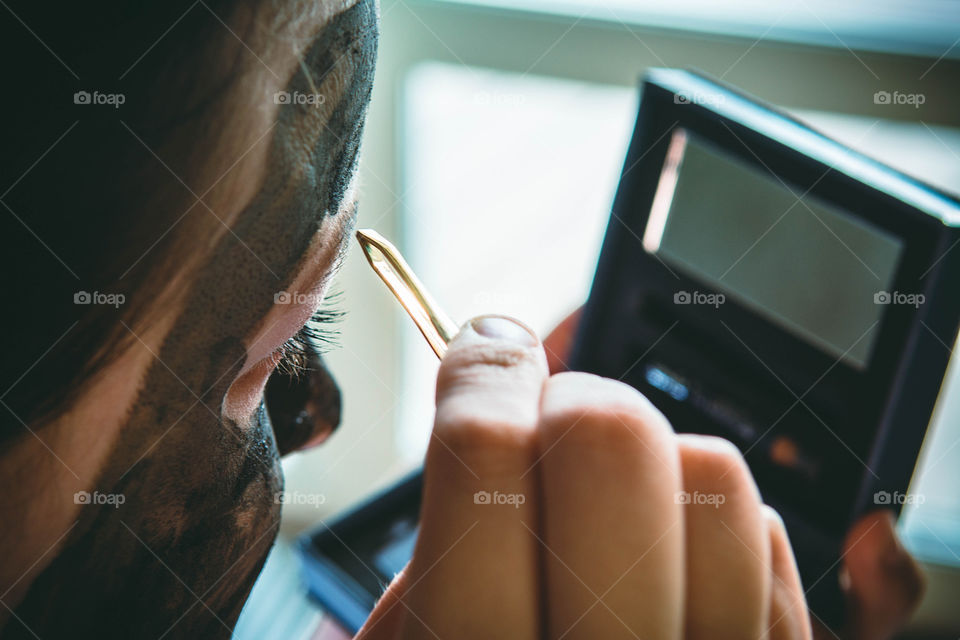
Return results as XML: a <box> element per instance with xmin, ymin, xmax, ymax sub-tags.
<box><xmin>230</xmin><ymin>402</ymin><xmax>286</xmax><ymax>504</ymax></box>
<box><xmin>14</xmin><ymin>356</ymin><xmax>286</xmax><ymax>636</ymax></box>
<box><xmin>117</xmin><ymin>344</ymin><xmax>286</xmax><ymax>517</ymax></box>
<box><xmin>99</xmin><ymin>332</ymin><xmax>285</xmax><ymax>530</ymax></box>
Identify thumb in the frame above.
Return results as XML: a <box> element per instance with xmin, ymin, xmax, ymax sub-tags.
<box><xmin>360</xmin><ymin>316</ymin><xmax>548</xmax><ymax>639</ymax></box>
<box><xmin>398</xmin><ymin>314</ymin><xmax>546</xmax><ymax>639</ymax></box>
<box><xmin>842</xmin><ymin>511</ymin><xmax>925</xmax><ymax>640</ymax></box>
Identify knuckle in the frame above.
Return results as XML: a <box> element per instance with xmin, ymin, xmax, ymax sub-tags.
<box><xmin>538</xmin><ymin>372</ymin><xmax>672</xmax><ymax>449</ymax></box>
<box><xmin>679</xmin><ymin>434</ymin><xmax>756</xmax><ymax>495</ymax></box>
<box><xmin>437</xmin><ymin>341</ymin><xmax>542</xmax><ymax>391</ymax></box>
<box><xmin>430</xmin><ymin>335</ymin><xmax>547</xmax><ymax>477</ymax></box>
<box><xmin>433</xmin><ymin>403</ymin><xmax>534</xmax><ymax>473</ymax></box>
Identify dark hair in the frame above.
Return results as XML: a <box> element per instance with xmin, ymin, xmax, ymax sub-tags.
<box><xmin>0</xmin><ymin>1</ymin><xmax>247</xmax><ymax>445</ymax></box>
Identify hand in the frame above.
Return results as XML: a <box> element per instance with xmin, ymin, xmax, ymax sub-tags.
<box><xmin>543</xmin><ymin>308</ymin><xmax>925</xmax><ymax>640</ymax></box>
<box><xmin>356</xmin><ymin>314</ymin><xmax>813</xmax><ymax>639</ymax></box>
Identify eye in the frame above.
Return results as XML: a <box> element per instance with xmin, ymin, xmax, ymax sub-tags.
<box><xmin>273</xmin><ymin>292</ymin><xmax>344</xmax><ymax>375</ymax></box>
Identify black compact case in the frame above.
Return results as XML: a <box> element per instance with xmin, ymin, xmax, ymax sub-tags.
<box><xmin>571</xmin><ymin>68</ymin><xmax>960</xmax><ymax>624</ymax></box>
<box><xmin>300</xmin><ymin>69</ymin><xmax>960</xmax><ymax>632</ymax></box>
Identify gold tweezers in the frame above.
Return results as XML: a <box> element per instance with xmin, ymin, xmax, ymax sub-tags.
<box><xmin>355</xmin><ymin>229</ymin><xmax>459</xmax><ymax>359</ymax></box>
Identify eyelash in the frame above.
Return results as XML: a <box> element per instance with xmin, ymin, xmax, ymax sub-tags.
<box><xmin>274</xmin><ymin>292</ymin><xmax>345</xmax><ymax>376</ymax></box>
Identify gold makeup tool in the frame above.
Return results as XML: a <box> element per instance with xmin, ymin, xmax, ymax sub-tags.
<box><xmin>355</xmin><ymin>229</ymin><xmax>459</xmax><ymax>359</ymax></box>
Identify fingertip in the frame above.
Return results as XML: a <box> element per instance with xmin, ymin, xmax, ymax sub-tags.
<box><xmin>468</xmin><ymin>315</ymin><xmax>540</xmax><ymax>346</ymax></box>
<box><xmin>761</xmin><ymin>503</ymin><xmax>787</xmax><ymax>532</ymax></box>
<box><xmin>437</xmin><ymin>315</ymin><xmax>548</xmax><ymax>403</ymax></box>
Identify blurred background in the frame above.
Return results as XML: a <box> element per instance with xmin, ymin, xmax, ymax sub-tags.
<box><xmin>237</xmin><ymin>0</ymin><xmax>960</xmax><ymax>636</ymax></box>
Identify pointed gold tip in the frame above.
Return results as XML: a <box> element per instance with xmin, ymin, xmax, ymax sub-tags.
<box><xmin>355</xmin><ymin>229</ymin><xmax>458</xmax><ymax>359</ymax></box>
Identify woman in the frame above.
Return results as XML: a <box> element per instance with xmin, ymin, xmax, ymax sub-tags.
<box><xmin>0</xmin><ymin>0</ymin><xmax>922</xmax><ymax>638</ymax></box>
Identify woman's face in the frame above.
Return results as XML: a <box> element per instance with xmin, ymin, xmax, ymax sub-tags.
<box><xmin>10</xmin><ymin>0</ymin><xmax>378</xmax><ymax>636</ymax></box>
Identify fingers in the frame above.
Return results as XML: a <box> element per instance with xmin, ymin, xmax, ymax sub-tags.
<box><xmin>381</xmin><ymin>310</ymin><xmax>816</xmax><ymax>640</ymax></box>
<box><xmin>537</xmin><ymin>371</ymin><xmax>684</xmax><ymax>639</ymax></box>
<box><xmin>763</xmin><ymin>507</ymin><xmax>812</xmax><ymax>640</ymax></box>
<box><xmin>677</xmin><ymin>435</ymin><xmax>771</xmax><ymax>640</ymax></box>
<box><xmin>542</xmin><ymin>307</ymin><xmax>582</xmax><ymax>374</ymax></box>
<box><xmin>399</xmin><ymin>316</ymin><xmax>549</xmax><ymax>640</ymax></box>
<box><xmin>842</xmin><ymin>511</ymin><xmax>924</xmax><ymax>640</ymax></box>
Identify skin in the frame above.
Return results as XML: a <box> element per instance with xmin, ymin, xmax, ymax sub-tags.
<box><xmin>1</xmin><ymin>0</ymin><xmax>377</xmax><ymax>637</ymax></box>
<box><xmin>354</xmin><ymin>317</ymin><xmax>804</xmax><ymax>639</ymax></box>
<box><xmin>0</xmin><ymin>1</ymin><xmax>924</xmax><ymax>638</ymax></box>
<box><xmin>348</xmin><ymin>314</ymin><xmax>923</xmax><ymax>640</ymax></box>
